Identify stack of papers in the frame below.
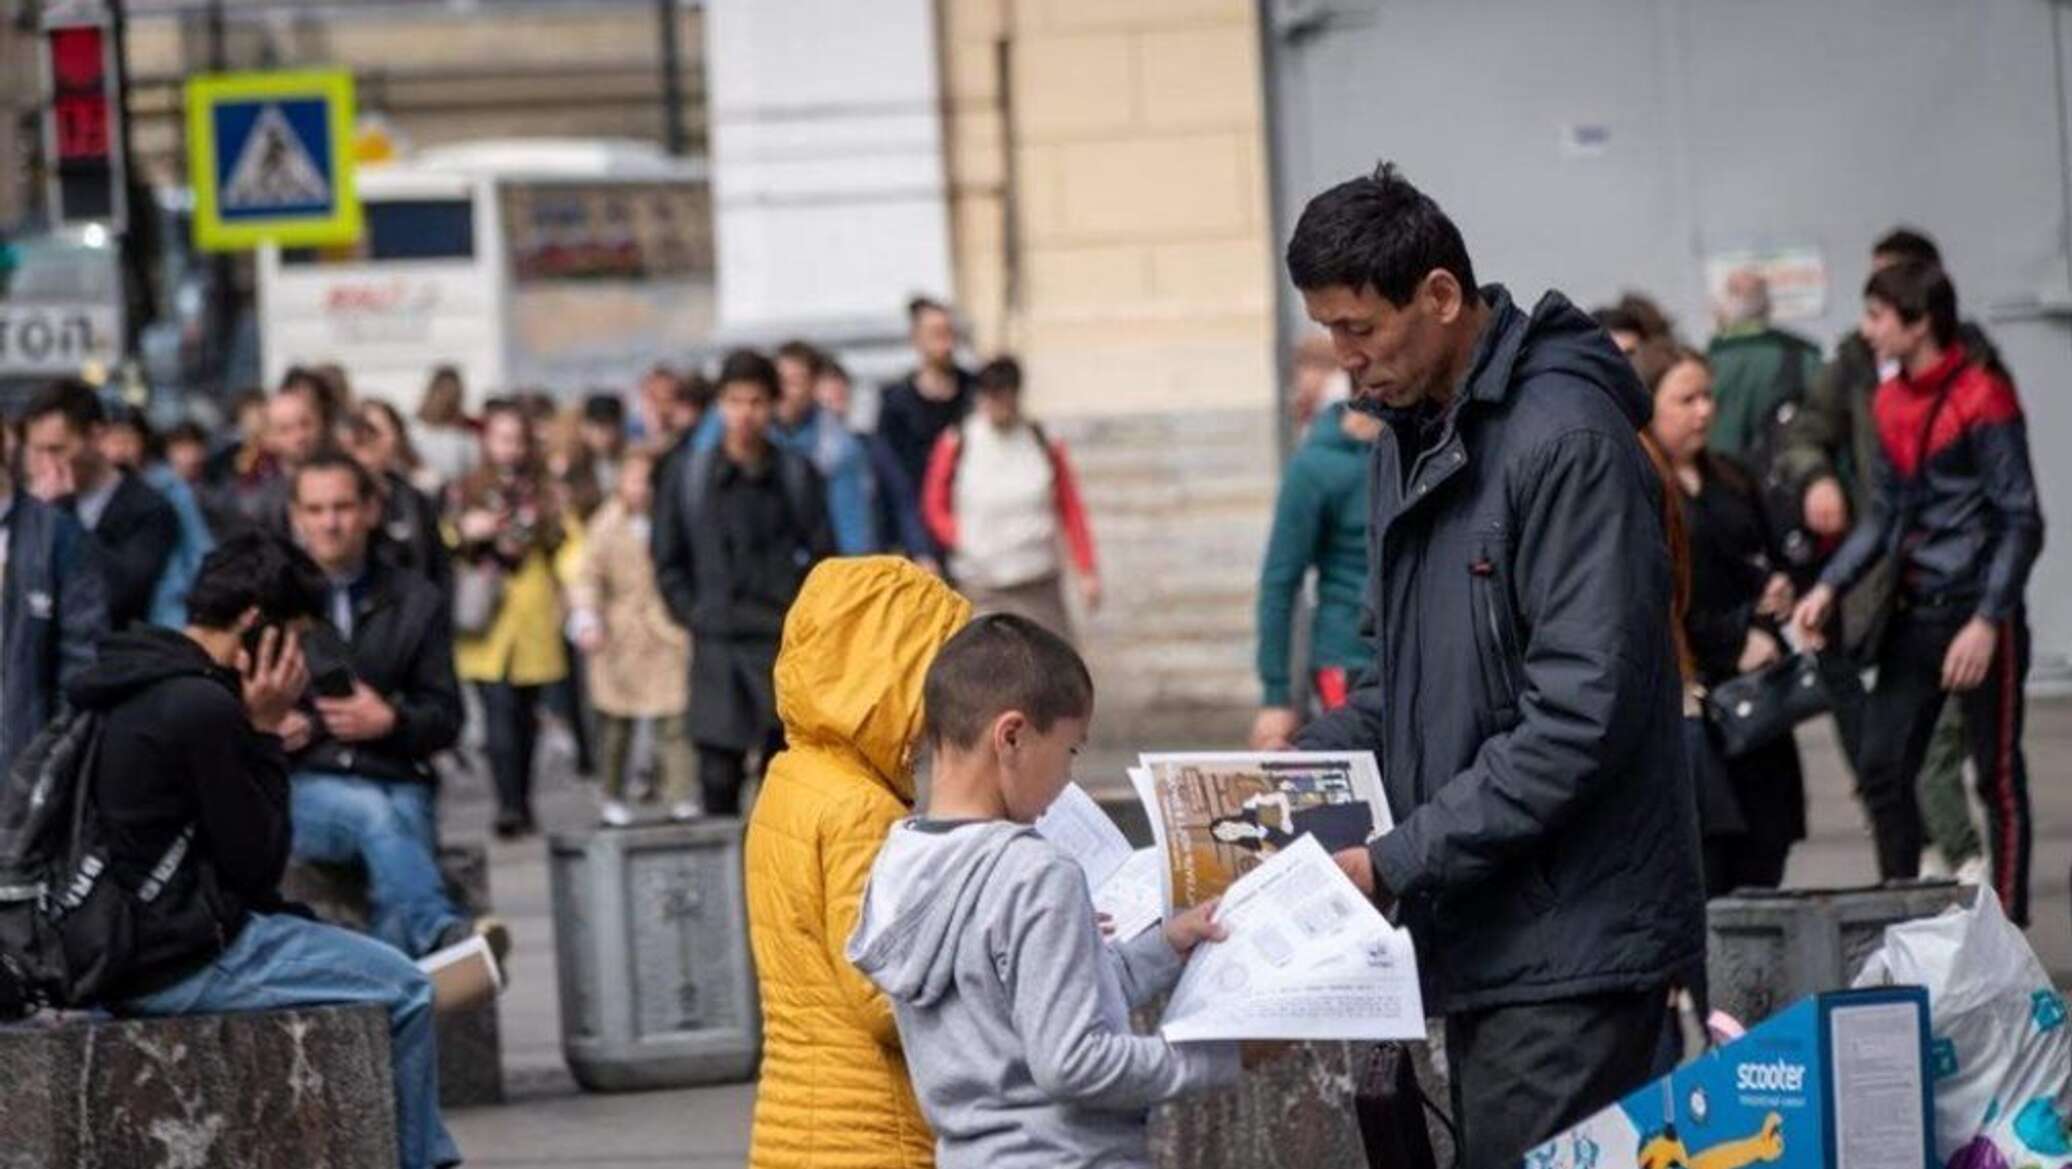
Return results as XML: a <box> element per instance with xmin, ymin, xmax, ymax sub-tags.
<box><xmin>1035</xmin><ymin>751</ymin><xmax>1426</xmax><ymax>1043</ymax></box>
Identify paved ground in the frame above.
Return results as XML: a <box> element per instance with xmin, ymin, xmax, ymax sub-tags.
<box><xmin>435</xmin><ymin>700</ymin><xmax>2072</xmax><ymax>1165</ymax></box>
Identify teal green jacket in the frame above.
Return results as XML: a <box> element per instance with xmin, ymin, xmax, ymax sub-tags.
<box><xmin>1256</xmin><ymin>403</ymin><xmax>1372</xmax><ymax>706</ymax></box>
<box><xmin>1704</xmin><ymin>325</ymin><xmax>1824</xmax><ymax>459</ymax></box>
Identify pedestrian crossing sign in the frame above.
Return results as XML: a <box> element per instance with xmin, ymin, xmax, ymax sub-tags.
<box><xmin>186</xmin><ymin>69</ymin><xmax>361</xmax><ymax>251</ymax></box>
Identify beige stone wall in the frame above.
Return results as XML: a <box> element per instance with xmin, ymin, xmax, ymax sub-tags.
<box><xmin>939</xmin><ymin>0</ymin><xmax>1283</xmax><ymax>746</ymax></box>
<box><xmin>939</xmin><ymin>0</ymin><xmax>1275</xmax><ymax>419</ymax></box>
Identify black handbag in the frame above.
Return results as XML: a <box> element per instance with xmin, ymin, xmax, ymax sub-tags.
<box><xmin>1353</xmin><ymin>1042</ymin><xmax>1454</xmax><ymax>1169</ymax></box>
<box><xmin>1702</xmin><ymin>652</ymin><xmax>1830</xmax><ymax>758</ymax></box>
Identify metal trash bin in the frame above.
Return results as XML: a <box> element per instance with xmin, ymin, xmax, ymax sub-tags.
<box><xmin>1707</xmin><ymin>880</ymin><xmax>1973</xmax><ymax>1027</ymax></box>
<box><xmin>549</xmin><ymin>820</ymin><xmax>761</xmax><ymax>1091</ymax></box>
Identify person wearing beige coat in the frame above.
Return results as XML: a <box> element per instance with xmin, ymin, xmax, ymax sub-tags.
<box><xmin>568</xmin><ymin>447</ymin><xmax>695</xmax><ymax>825</ymax></box>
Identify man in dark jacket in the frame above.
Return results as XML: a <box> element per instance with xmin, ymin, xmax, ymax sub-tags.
<box><xmin>22</xmin><ymin>380</ymin><xmax>178</xmax><ymax>630</ymax></box>
<box><xmin>1794</xmin><ymin>260</ymin><xmax>2044</xmax><ymax>926</ymax></box>
<box><xmin>285</xmin><ymin>453</ymin><xmax>483</xmax><ymax>959</ymax></box>
<box><xmin>875</xmin><ymin>296</ymin><xmax>974</xmax><ymax>559</ymax></box>
<box><xmin>76</xmin><ymin>532</ymin><xmax>458</xmax><ymax>1169</ymax></box>
<box><xmin>1775</xmin><ymin>227</ymin><xmax>1996</xmax><ymax>880</ymax></box>
<box><xmin>1281</xmin><ymin>164</ymin><xmax>1702</xmax><ymax>1168</ymax></box>
<box><xmin>0</xmin><ymin>422</ymin><xmax>108</xmax><ymax>774</ymax></box>
<box><xmin>652</xmin><ymin>349</ymin><xmax>834</xmax><ymax>816</ymax></box>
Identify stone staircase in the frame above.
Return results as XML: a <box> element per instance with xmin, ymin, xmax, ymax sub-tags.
<box><xmin>1046</xmin><ymin>406</ymin><xmax>1278</xmax><ymax>752</ymax></box>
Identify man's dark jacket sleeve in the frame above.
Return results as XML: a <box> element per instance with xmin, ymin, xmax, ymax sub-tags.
<box><xmin>1369</xmin><ymin>428</ymin><xmax>1672</xmax><ymax>900</ymax></box>
<box><xmin>96</xmin><ymin>480</ymin><xmax>180</xmax><ymax>627</ymax></box>
<box><xmin>1972</xmin><ymin>416</ymin><xmax>2044</xmax><ymax>622</ymax></box>
<box><xmin>55</xmin><ymin>512</ymin><xmax>107</xmax><ymax>692</ymax></box>
<box><xmin>376</xmin><ymin>592</ymin><xmax>462</xmax><ymax>759</ymax></box>
<box><xmin>651</xmin><ymin>447</ymin><xmax>697</xmax><ymax>628</ymax></box>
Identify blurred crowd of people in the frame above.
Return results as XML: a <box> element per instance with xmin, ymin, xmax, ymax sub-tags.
<box><xmin>7</xmin><ymin>294</ymin><xmax>1106</xmax><ymax>841</ymax></box>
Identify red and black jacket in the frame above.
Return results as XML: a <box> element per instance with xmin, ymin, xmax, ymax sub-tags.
<box><xmin>1820</xmin><ymin>345</ymin><xmax>2044</xmax><ymax>622</ymax></box>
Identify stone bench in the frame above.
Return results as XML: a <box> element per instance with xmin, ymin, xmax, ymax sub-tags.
<box><xmin>0</xmin><ymin>1004</ymin><xmax>397</xmax><ymax>1169</ymax></box>
<box><xmin>1707</xmin><ymin>880</ymin><xmax>1974</xmax><ymax>1027</ymax></box>
<box><xmin>280</xmin><ymin>842</ymin><xmax>504</xmax><ymax>1107</ymax></box>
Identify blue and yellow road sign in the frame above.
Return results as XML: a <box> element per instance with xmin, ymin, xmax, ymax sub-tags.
<box><xmin>186</xmin><ymin>69</ymin><xmax>361</xmax><ymax>252</ymax></box>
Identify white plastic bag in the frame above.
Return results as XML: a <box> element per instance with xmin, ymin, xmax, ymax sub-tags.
<box><xmin>1853</xmin><ymin>887</ymin><xmax>2071</xmax><ymax>1168</ymax></box>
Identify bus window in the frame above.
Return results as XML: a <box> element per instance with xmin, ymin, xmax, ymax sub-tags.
<box><xmin>282</xmin><ymin>199</ymin><xmax>475</xmax><ymax>265</ymax></box>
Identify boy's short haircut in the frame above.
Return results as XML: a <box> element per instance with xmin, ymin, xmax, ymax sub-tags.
<box><xmin>923</xmin><ymin>614</ymin><xmax>1094</xmax><ymax>750</ymax></box>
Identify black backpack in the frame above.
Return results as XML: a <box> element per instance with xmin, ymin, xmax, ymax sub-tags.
<box><xmin>0</xmin><ymin>711</ymin><xmax>193</xmax><ymax>1018</ymax></box>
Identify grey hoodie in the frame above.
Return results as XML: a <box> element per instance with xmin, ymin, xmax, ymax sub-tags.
<box><xmin>847</xmin><ymin>819</ymin><xmax>1238</xmax><ymax>1168</ymax></box>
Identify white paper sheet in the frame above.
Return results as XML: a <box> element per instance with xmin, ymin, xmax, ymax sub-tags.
<box><xmin>1091</xmin><ymin>848</ymin><xmax>1165</xmax><ymax>944</ymax></box>
<box><xmin>1035</xmin><ymin>781</ymin><xmax>1134</xmax><ymax>890</ymax></box>
<box><xmin>1159</xmin><ymin>835</ymin><xmax>1426</xmax><ymax>1042</ymax></box>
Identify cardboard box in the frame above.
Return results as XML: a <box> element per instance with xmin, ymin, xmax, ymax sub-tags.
<box><xmin>1524</xmin><ymin>987</ymin><xmax>1934</xmax><ymax>1169</ymax></box>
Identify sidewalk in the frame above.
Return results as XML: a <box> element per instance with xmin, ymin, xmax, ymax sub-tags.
<box><xmin>436</xmin><ymin>701</ymin><xmax>2071</xmax><ymax>1165</ymax></box>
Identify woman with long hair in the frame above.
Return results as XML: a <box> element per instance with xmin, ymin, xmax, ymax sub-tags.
<box><xmin>349</xmin><ymin>401</ymin><xmax>451</xmax><ymax>593</ymax></box>
<box><xmin>448</xmin><ymin>399</ymin><xmax>570</xmax><ymax>838</ymax></box>
<box><xmin>1639</xmin><ymin>340</ymin><xmax>1806</xmax><ymax>895</ymax></box>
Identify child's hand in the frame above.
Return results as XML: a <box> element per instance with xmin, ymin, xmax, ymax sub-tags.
<box><xmin>1162</xmin><ymin>899</ymin><xmax>1227</xmax><ymax>956</ymax></box>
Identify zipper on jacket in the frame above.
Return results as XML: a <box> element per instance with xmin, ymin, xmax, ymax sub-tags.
<box><xmin>1470</xmin><ymin>557</ymin><xmax>1518</xmax><ymax>711</ymax></box>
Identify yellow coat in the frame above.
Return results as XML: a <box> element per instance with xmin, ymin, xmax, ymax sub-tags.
<box><xmin>452</xmin><ymin>529</ymin><xmax>579</xmax><ymax>687</ymax></box>
<box><xmin>745</xmin><ymin>557</ymin><xmax>970</xmax><ymax>1169</ymax></box>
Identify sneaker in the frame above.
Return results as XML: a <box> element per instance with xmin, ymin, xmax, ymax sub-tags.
<box><xmin>1955</xmin><ymin>856</ymin><xmax>1988</xmax><ymax>886</ymax></box>
<box><xmin>601</xmin><ymin>799</ymin><xmax>634</xmax><ymax>828</ymax></box>
<box><xmin>669</xmin><ymin>801</ymin><xmax>700</xmax><ymax>823</ymax></box>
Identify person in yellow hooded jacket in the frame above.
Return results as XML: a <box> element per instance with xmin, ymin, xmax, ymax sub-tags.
<box><xmin>745</xmin><ymin>556</ymin><xmax>971</xmax><ymax>1169</ymax></box>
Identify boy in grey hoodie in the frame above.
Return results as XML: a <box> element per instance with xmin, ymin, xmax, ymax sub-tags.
<box><xmin>847</xmin><ymin>614</ymin><xmax>1241</xmax><ymax>1168</ymax></box>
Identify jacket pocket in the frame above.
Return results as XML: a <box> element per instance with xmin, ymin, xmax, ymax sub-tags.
<box><xmin>1468</xmin><ymin>553</ymin><xmax>1521</xmax><ymax>720</ymax></box>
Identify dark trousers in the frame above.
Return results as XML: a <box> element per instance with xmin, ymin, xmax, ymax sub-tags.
<box><xmin>475</xmin><ymin>681</ymin><xmax>544</xmax><ymax>822</ymax></box>
<box><xmin>1446</xmin><ymin>988</ymin><xmax>1675</xmax><ymax>1169</ymax></box>
<box><xmin>695</xmin><ymin>727</ymin><xmax>783</xmax><ymax>818</ymax></box>
<box><xmin>1856</xmin><ymin>608</ymin><xmax>2032</xmax><ymax>925</ymax></box>
<box><xmin>1816</xmin><ymin>646</ymin><xmax>1870</xmax><ymax>776</ymax></box>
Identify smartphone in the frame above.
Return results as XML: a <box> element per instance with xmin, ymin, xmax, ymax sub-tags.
<box><xmin>239</xmin><ymin>621</ymin><xmax>278</xmax><ymax>663</ymax></box>
<box><xmin>301</xmin><ymin>626</ymin><xmax>358</xmax><ymax>699</ymax></box>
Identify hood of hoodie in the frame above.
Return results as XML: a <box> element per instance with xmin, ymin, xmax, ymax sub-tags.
<box><xmin>773</xmin><ymin>556</ymin><xmax>972</xmax><ymax>802</ymax></box>
<box><xmin>1470</xmin><ymin>285</ymin><xmax>1652</xmax><ymax>430</ymax></box>
<box><xmin>66</xmin><ymin>626</ymin><xmax>231</xmax><ymax>712</ymax></box>
<box><xmin>846</xmin><ymin>819</ymin><xmax>1031</xmax><ymax>1009</ymax></box>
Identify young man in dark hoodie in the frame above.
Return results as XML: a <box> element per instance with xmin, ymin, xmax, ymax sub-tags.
<box><xmin>74</xmin><ymin>533</ymin><xmax>458</xmax><ymax>1169</ymax></box>
<box><xmin>1284</xmin><ymin>163</ymin><xmax>1702</xmax><ymax>1169</ymax></box>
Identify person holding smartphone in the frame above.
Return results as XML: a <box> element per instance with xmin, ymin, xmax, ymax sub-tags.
<box><xmin>283</xmin><ymin>452</ymin><xmax>502</xmax><ymax>965</ymax></box>
<box><xmin>71</xmin><ymin>532</ymin><xmax>462</xmax><ymax>1169</ymax></box>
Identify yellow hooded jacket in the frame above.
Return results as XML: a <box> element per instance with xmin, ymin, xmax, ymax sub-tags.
<box><xmin>745</xmin><ymin>557</ymin><xmax>970</xmax><ymax>1169</ymax></box>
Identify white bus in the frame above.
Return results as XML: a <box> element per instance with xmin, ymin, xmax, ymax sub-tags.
<box><xmin>257</xmin><ymin>138</ymin><xmax>713</xmax><ymax>409</ymax></box>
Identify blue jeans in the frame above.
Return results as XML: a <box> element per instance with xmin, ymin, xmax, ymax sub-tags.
<box><xmin>120</xmin><ymin>913</ymin><xmax>460</xmax><ymax>1169</ymax></box>
<box><xmin>291</xmin><ymin>772</ymin><xmax>464</xmax><ymax>959</ymax></box>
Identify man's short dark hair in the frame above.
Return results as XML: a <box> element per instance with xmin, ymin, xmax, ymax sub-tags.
<box><xmin>293</xmin><ymin>449</ymin><xmax>380</xmax><ymax>504</ymax></box>
<box><xmin>184</xmin><ymin>532</ymin><xmax>330</xmax><ymax>631</ymax></box>
<box><xmin>922</xmin><ymin>614</ymin><xmax>1094</xmax><ymax>750</ymax></box>
<box><xmin>1873</xmin><ymin>227</ymin><xmax>1941</xmax><ymax>268</ymax></box>
<box><xmin>907</xmin><ymin>295</ymin><xmax>950</xmax><ymax>324</ymax></box>
<box><xmin>1865</xmin><ymin>260</ymin><xmax>1959</xmax><ymax>348</ymax></box>
<box><xmin>716</xmin><ymin>349</ymin><xmax>779</xmax><ymax>401</ymax></box>
<box><xmin>582</xmin><ymin>393</ymin><xmax>625</xmax><ymax>428</ymax></box>
<box><xmin>165</xmin><ymin>420</ymin><xmax>209</xmax><ymax>449</ymax></box>
<box><xmin>23</xmin><ymin>379</ymin><xmax>105</xmax><ymax>434</ymax></box>
<box><xmin>774</xmin><ymin>340</ymin><xmax>827</xmax><ymax>380</ymax></box>
<box><xmin>1285</xmin><ymin>162</ymin><xmax>1477</xmax><ymax>307</ymax></box>
<box><xmin>975</xmin><ymin>356</ymin><xmax>1023</xmax><ymax>395</ymax></box>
